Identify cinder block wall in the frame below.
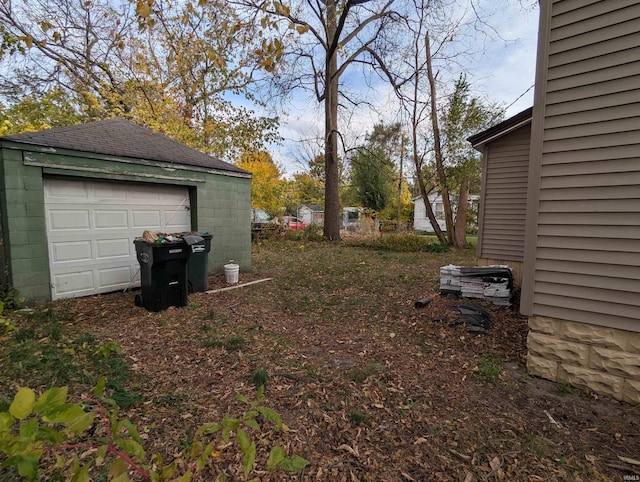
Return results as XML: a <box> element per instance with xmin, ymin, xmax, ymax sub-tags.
<box><xmin>1</xmin><ymin>148</ymin><xmax>50</xmax><ymax>300</ymax></box>
<box><xmin>196</xmin><ymin>174</ymin><xmax>251</xmax><ymax>273</ymax></box>
<box><xmin>527</xmin><ymin>316</ymin><xmax>640</xmax><ymax>403</ymax></box>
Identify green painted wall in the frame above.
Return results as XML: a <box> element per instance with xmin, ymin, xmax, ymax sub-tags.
<box><xmin>0</xmin><ymin>143</ymin><xmax>251</xmax><ymax>302</ymax></box>
<box><xmin>0</xmin><ymin>147</ymin><xmax>48</xmax><ymax>300</ymax></box>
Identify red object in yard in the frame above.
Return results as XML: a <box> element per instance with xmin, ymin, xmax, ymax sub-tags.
<box><xmin>282</xmin><ymin>216</ymin><xmax>309</xmax><ymax>231</ymax></box>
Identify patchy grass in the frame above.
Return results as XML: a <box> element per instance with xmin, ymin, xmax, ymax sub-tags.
<box><xmin>477</xmin><ymin>351</ymin><xmax>502</xmax><ymax>381</ymax></box>
<box><xmin>0</xmin><ymin>309</ymin><xmax>141</xmax><ymax>411</ymax></box>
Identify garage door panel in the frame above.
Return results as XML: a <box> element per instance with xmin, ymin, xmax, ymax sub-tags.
<box><xmin>164</xmin><ymin>210</ymin><xmax>191</xmax><ymax>229</ymax></box>
<box><xmin>96</xmin><ymin>238</ymin><xmax>131</xmax><ymax>259</ymax></box>
<box><xmin>128</xmin><ymin>185</ymin><xmax>163</xmax><ymax>201</ymax></box>
<box><xmin>54</xmin><ymin>271</ymin><xmax>94</xmax><ymax>296</ymax></box>
<box><xmin>97</xmin><ymin>266</ymin><xmax>133</xmax><ymax>289</ymax></box>
<box><xmin>94</xmin><ymin>210</ymin><xmax>129</xmax><ymax>229</ymax></box>
<box><xmin>44</xmin><ymin>178</ymin><xmax>191</xmax><ymax>300</ymax></box>
<box><xmin>49</xmin><ymin>210</ymin><xmax>91</xmax><ymax>230</ymax></box>
<box><xmin>47</xmin><ymin>180</ymin><xmax>89</xmax><ymax>199</ymax></box>
<box><xmin>50</xmin><ymin>241</ymin><xmax>92</xmax><ymax>263</ymax></box>
<box><xmin>93</xmin><ymin>184</ymin><xmax>128</xmax><ymax>201</ymax></box>
<box><xmin>132</xmin><ymin>210</ymin><xmax>162</xmax><ymax>228</ymax></box>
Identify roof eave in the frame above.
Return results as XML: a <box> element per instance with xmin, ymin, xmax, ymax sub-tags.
<box><xmin>467</xmin><ymin>107</ymin><xmax>533</xmax><ymax>149</ymax></box>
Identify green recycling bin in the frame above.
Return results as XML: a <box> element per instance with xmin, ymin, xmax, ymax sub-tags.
<box><xmin>183</xmin><ymin>232</ymin><xmax>212</xmax><ymax>293</ymax></box>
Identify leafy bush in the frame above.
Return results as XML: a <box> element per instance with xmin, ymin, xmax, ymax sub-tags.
<box><xmin>0</xmin><ymin>282</ymin><xmax>24</xmax><ymax>310</ymax></box>
<box><xmin>303</xmin><ymin>223</ymin><xmax>324</xmax><ymax>242</ymax></box>
<box><xmin>0</xmin><ymin>383</ymin><xmax>309</xmax><ymax>481</ymax></box>
<box><xmin>344</xmin><ymin>233</ymin><xmax>449</xmax><ymax>253</ymax></box>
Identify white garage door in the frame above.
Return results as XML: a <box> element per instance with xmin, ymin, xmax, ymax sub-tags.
<box><xmin>44</xmin><ymin>178</ymin><xmax>191</xmax><ymax>300</ymax></box>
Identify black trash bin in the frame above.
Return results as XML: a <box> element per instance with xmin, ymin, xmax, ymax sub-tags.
<box><xmin>134</xmin><ymin>239</ymin><xmax>191</xmax><ymax>312</ymax></box>
<box><xmin>183</xmin><ymin>232</ymin><xmax>212</xmax><ymax>293</ymax></box>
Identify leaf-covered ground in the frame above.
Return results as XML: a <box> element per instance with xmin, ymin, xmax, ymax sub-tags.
<box><xmin>6</xmin><ymin>240</ymin><xmax>640</xmax><ymax>480</ymax></box>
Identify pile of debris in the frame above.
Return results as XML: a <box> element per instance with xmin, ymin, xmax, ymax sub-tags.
<box><xmin>439</xmin><ymin>265</ymin><xmax>514</xmax><ymax>306</ymax></box>
<box><xmin>139</xmin><ymin>230</ymin><xmax>184</xmax><ymax>243</ymax></box>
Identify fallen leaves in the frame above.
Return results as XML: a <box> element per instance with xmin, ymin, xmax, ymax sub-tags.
<box><xmin>38</xmin><ymin>242</ymin><xmax>640</xmax><ymax>481</ymax></box>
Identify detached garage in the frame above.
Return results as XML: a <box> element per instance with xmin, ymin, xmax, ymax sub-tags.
<box><xmin>0</xmin><ymin>118</ymin><xmax>252</xmax><ymax>302</ymax></box>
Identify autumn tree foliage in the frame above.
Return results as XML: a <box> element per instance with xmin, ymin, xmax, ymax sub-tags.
<box><xmin>236</xmin><ymin>151</ymin><xmax>286</xmax><ymax>216</ymax></box>
<box><xmin>0</xmin><ymin>0</ymin><xmax>277</xmax><ymax>159</ymax></box>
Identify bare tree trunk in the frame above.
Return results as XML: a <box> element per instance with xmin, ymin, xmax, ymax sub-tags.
<box><xmin>425</xmin><ymin>31</ymin><xmax>454</xmax><ymax>244</ymax></box>
<box><xmin>413</xmin><ymin>133</ymin><xmax>445</xmax><ymax>241</ymax></box>
<box><xmin>396</xmin><ymin>134</ymin><xmax>404</xmax><ymax>231</ymax></box>
<box><xmin>323</xmin><ymin>0</ymin><xmax>341</xmax><ymax>241</ymax></box>
<box><xmin>453</xmin><ymin>179</ymin><xmax>469</xmax><ymax>248</ymax></box>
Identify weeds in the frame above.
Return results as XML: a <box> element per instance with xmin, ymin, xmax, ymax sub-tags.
<box><xmin>557</xmin><ymin>381</ymin><xmax>575</xmax><ymax>394</ymax></box>
<box><xmin>250</xmin><ymin>369</ymin><xmax>270</xmax><ymax>388</ymax></box>
<box><xmin>224</xmin><ymin>336</ymin><xmax>246</xmax><ymax>352</ymax></box>
<box><xmin>347</xmin><ymin>362</ymin><xmax>384</xmax><ymax>383</ymax></box>
<box><xmin>348</xmin><ymin>409</ymin><xmax>369</xmax><ymax>426</ymax></box>
<box><xmin>477</xmin><ymin>351</ymin><xmax>502</xmax><ymax>381</ymax></box>
<box><xmin>200</xmin><ymin>336</ymin><xmax>246</xmax><ymax>352</ymax></box>
<box><xmin>0</xmin><ymin>308</ymin><xmax>140</xmax><ymax>410</ymax></box>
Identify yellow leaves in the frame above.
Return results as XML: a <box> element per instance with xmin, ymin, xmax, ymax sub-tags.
<box><xmin>236</xmin><ymin>150</ymin><xmax>285</xmax><ymax>214</ymax></box>
<box><xmin>18</xmin><ymin>35</ymin><xmax>33</xmax><ymax>49</ymax></box>
<box><xmin>296</xmin><ymin>24</ymin><xmax>310</xmax><ymax>35</ymax></box>
<box><xmin>273</xmin><ymin>2</ymin><xmax>290</xmax><ymax>17</ymax></box>
<box><xmin>136</xmin><ymin>0</ymin><xmax>152</xmax><ymax>19</ymax></box>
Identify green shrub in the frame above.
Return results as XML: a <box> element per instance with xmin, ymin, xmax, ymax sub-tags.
<box><xmin>344</xmin><ymin>233</ymin><xmax>449</xmax><ymax>253</ymax></box>
<box><xmin>0</xmin><ymin>282</ymin><xmax>24</xmax><ymax>310</ymax></box>
<box><xmin>0</xmin><ymin>383</ymin><xmax>309</xmax><ymax>481</ymax></box>
<box><xmin>303</xmin><ymin>223</ymin><xmax>324</xmax><ymax>242</ymax></box>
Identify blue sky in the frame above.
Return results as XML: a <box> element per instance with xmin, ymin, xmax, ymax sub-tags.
<box><xmin>267</xmin><ymin>1</ymin><xmax>540</xmax><ymax>177</ymax></box>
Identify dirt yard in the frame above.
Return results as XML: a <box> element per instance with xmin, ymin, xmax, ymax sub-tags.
<box><xmin>15</xmin><ymin>241</ymin><xmax>640</xmax><ymax>480</ymax></box>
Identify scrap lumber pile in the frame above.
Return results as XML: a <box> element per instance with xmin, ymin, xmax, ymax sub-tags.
<box><xmin>439</xmin><ymin>265</ymin><xmax>514</xmax><ymax>306</ymax></box>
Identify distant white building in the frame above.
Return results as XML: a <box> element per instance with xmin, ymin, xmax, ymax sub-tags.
<box><xmin>413</xmin><ymin>192</ymin><xmax>479</xmax><ymax>232</ymax></box>
<box><xmin>298</xmin><ymin>204</ymin><xmax>324</xmax><ymax>226</ymax></box>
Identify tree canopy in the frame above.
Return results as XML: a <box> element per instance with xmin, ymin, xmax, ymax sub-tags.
<box><xmin>0</xmin><ymin>0</ymin><xmax>278</xmax><ymax>159</ymax></box>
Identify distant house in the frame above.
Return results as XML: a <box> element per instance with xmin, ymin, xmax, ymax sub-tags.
<box><xmin>467</xmin><ymin>1</ymin><xmax>640</xmax><ymax>404</ymax></box>
<box><xmin>342</xmin><ymin>207</ymin><xmax>362</xmax><ymax>231</ymax></box>
<box><xmin>298</xmin><ymin>204</ymin><xmax>324</xmax><ymax>226</ymax></box>
<box><xmin>0</xmin><ymin>118</ymin><xmax>251</xmax><ymax>301</ymax></box>
<box><xmin>412</xmin><ymin>192</ymin><xmax>479</xmax><ymax>233</ymax></box>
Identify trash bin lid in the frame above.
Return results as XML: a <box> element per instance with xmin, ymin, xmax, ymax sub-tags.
<box><xmin>183</xmin><ymin>234</ymin><xmax>205</xmax><ymax>245</ymax></box>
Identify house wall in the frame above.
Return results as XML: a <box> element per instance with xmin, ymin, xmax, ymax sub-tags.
<box><xmin>477</xmin><ymin>123</ymin><xmax>531</xmax><ymax>263</ymax></box>
<box><xmin>413</xmin><ymin>195</ymin><xmax>446</xmax><ymax>232</ymax></box>
<box><xmin>523</xmin><ymin>0</ymin><xmax>640</xmax><ymax>402</ymax></box>
<box><xmin>0</xmin><ymin>144</ymin><xmax>251</xmax><ymax>302</ymax></box>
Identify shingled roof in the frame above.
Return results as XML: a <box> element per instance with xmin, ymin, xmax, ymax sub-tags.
<box><xmin>0</xmin><ymin>118</ymin><xmax>248</xmax><ymax>175</ymax></box>
<box><xmin>467</xmin><ymin>107</ymin><xmax>533</xmax><ymax>148</ymax></box>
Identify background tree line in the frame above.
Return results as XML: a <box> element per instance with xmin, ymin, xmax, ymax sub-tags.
<box><xmin>0</xmin><ymin>0</ymin><xmax>529</xmax><ymax>244</ymax></box>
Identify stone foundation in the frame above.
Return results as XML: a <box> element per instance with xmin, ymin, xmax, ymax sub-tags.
<box><xmin>527</xmin><ymin>316</ymin><xmax>640</xmax><ymax>403</ymax></box>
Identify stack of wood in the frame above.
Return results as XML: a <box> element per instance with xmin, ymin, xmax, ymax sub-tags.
<box><xmin>439</xmin><ymin>265</ymin><xmax>513</xmax><ymax>306</ymax></box>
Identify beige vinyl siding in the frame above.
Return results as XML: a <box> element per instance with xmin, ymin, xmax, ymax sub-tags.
<box><xmin>478</xmin><ymin>124</ymin><xmax>531</xmax><ymax>262</ymax></box>
<box><xmin>528</xmin><ymin>0</ymin><xmax>640</xmax><ymax>332</ymax></box>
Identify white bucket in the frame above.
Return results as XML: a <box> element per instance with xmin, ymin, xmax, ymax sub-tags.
<box><xmin>224</xmin><ymin>263</ymin><xmax>240</xmax><ymax>284</ymax></box>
